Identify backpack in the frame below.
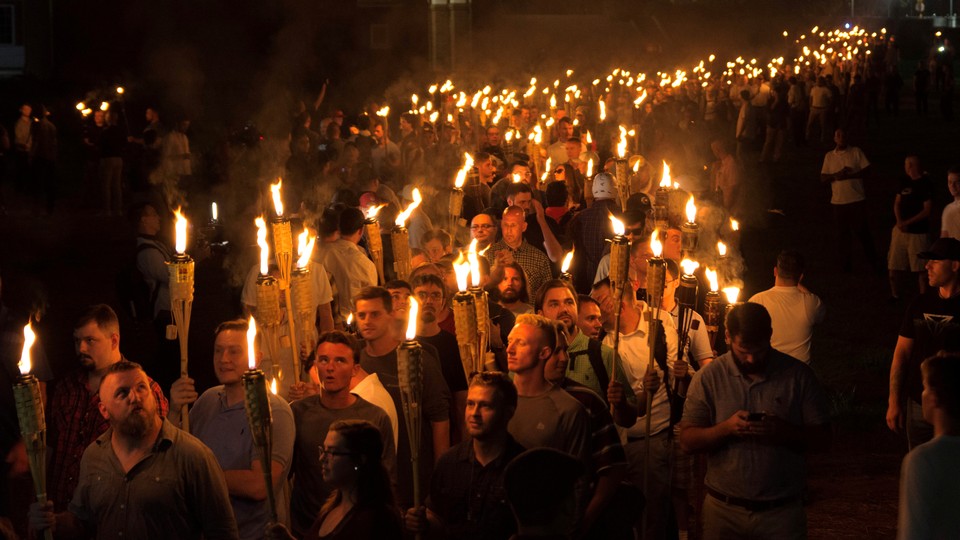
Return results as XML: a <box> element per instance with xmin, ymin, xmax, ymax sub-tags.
<box><xmin>568</xmin><ymin>337</ymin><xmax>610</xmax><ymax>394</ymax></box>
<box><xmin>117</xmin><ymin>243</ymin><xmax>163</xmax><ymax>322</ymax></box>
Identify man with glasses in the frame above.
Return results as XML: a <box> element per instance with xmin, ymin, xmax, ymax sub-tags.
<box><xmin>489</xmin><ymin>206</ymin><xmax>553</xmax><ymax>301</ymax></box>
<box><xmin>470</xmin><ymin>213</ymin><xmax>498</xmax><ymax>252</ymax></box>
<box><xmin>412</xmin><ymin>274</ymin><xmax>469</xmax><ymax>440</ymax></box>
<box><xmin>289</xmin><ymin>330</ymin><xmax>396</xmax><ymax>537</ymax></box>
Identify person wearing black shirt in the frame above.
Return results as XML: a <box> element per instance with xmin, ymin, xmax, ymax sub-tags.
<box><xmin>888</xmin><ymin>155</ymin><xmax>933</xmax><ymax>301</ymax></box>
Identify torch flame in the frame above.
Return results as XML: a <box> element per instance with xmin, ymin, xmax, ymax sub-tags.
<box><xmin>730</xmin><ymin>218</ymin><xmax>739</xmax><ymax>231</ymax></box>
<box><xmin>76</xmin><ymin>102</ymin><xmax>85</xmax><ymax>111</ymax></box>
<box><xmin>454</xmin><ymin>153</ymin><xmax>474</xmax><ymax>189</ymax></box>
<box><xmin>116</xmin><ymin>86</ymin><xmax>125</xmax><ymax>95</ymax></box>
<box><xmin>650</xmin><ymin>230</ymin><xmax>663</xmax><ymax>257</ymax></box>
<box><xmin>395</xmin><ymin>188</ymin><xmax>422</xmax><ymax>227</ymax></box>
<box><xmin>365</xmin><ymin>203</ymin><xmax>386</xmax><ymax>220</ymax></box>
<box><xmin>512</xmin><ymin>173</ymin><xmax>522</xmax><ymax>183</ymax></box>
<box><xmin>246</xmin><ymin>316</ymin><xmax>257</xmax><ymax>370</ymax></box>
<box><xmin>270</xmin><ymin>378</ymin><xmax>278</xmax><ymax>395</ymax></box>
<box><xmin>705</xmin><ymin>268</ymin><xmax>719</xmax><ymax>292</ymax></box>
<box><xmin>376</xmin><ymin>106</ymin><xmax>390</xmax><ymax>117</ymax></box>
<box><xmin>585</xmin><ymin>130</ymin><xmax>593</xmax><ymax>144</ymax></box>
<box><xmin>722</xmin><ymin>287</ymin><xmax>741</xmax><ymax>304</ymax></box>
<box><xmin>717</xmin><ymin>241</ymin><xmax>727</xmax><ymax>257</ymax></box>
<box><xmin>586</xmin><ymin>159</ymin><xmax>594</xmax><ymax>178</ymax></box>
<box><xmin>599</xmin><ymin>98</ymin><xmax>606</xmax><ymax>121</ymax></box>
<box><xmin>680</xmin><ymin>258</ymin><xmax>700</xmax><ymax>276</ymax></box>
<box><xmin>617</xmin><ymin>125</ymin><xmax>628</xmax><ymax>158</ymax></box>
<box><xmin>211</xmin><ymin>202</ymin><xmax>218</xmax><ymax>222</ymax></box>
<box><xmin>100</xmin><ymin>102</ymin><xmax>109</xmax><ymax>112</ymax></box>
<box><xmin>255</xmin><ymin>217</ymin><xmax>269</xmax><ymax>275</ymax></box>
<box><xmin>467</xmin><ymin>239</ymin><xmax>481</xmax><ymax>287</ymax></box>
<box><xmin>270</xmin><ymin>179</ymin><xmax>284</xmax><ymax>217</ymax></box>
<box><xmin>405</xmin><ymin>297</ymin><xmax>419</xmax><ymax>340</ymax></box>
<box><xmin>18</xmin><ymin>322</ymin><xmax>35</xmax><ymax>375</ymax></box>
<box><xmin>609</xmin><ymin>214</ymin><xmax>626</xmax><ymax>236</ymax></box>
<box><xmin>550</xmin><ymin>94</ymin><xmax>557</xmax><ymax>108</ymax></box>
<box><xmin>173</xmin><ymin>207</ymin><xmax>188</xmax><ymax>255</ymax></box>
<box><xmin>685</xmin><ymin>195</ymin><xmax>697</xmax><ymax>224</ymax></box>
<box><xmin>633</xmin><ymin>159</ymin><xmax>641</xmax><ymax>173</ymax></box>
<box><xmin>454</xmin><ymin>253</ymin><xmax>471</xmax><ymax>292</ymax></box>
<box><xmin>296</xmin><ymin>226</ymin><xmax>316</xmax><ymax>269</ymax></box>
<box><xmin>660</xmin><ymin>161</ymin><xmax>672</xmax><ymax>188</ymax></box>
<box><xmin>561</xmin><ymin>250</ymin><xmax>574</xmax><ymax>273</ymax></box>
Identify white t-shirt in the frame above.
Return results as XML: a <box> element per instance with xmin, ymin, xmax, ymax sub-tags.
<box><xmin>749</xmin><ymin>285</ymin><xmax>825</xmax><ymax>363</ymax></box>
<box><xmin>603</xmin><ymin>307</ymin><xmax>682</xmax><ymax>438</ymax></box>
<box><xmin>821</xmin><ymin>147</ymin><xmax>870</xmax><ymax>205</ymax></box>
<box><xmin>942</xmin><ymin>200</ymin><xmax>960</xmax><ymax>240</ymax></box>
<box><xmin>351</xmin><ymin>373</ymin><xmax>399</xmax><ymax>449</ymax></box>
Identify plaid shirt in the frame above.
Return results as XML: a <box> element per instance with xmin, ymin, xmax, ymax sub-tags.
<box><xmin>569</xmin><ymin>199</ymin><xmax>619</xmax><ymax>268</ymax></box>
<box><xmin>47</xmin><ymin>364</ymin><xmax>169</xmax><ymax>511</ymax></box>
<box><xmin>488</xmin><ymin>240</ymin><xmax>554</xmax><ymax>301</ymax></box>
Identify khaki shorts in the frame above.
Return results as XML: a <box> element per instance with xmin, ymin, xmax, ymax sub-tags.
<box><xmin>887</xmin><ymin>228</ymin><xmax>928</xmax><ymax>272</ymax></box>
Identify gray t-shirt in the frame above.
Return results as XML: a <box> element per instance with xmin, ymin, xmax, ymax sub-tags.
<box><xmin>507</xmin><ymin>385</ymin><xmax>591</xmax><ymax>465</ymax></box>
<box><xmin>288</xmin><ymin>395</ymin><xmax>396</xmax><ymax>536</ymax></box>
<box><xmin>189</xmin><ymin>386</ymin><xmax>295</xmax><ymax>540</ymax></box>
<box><xmin>682</xmin><ymin>350</ymin><xmax>830</xmax><ymax>500</ymax></box>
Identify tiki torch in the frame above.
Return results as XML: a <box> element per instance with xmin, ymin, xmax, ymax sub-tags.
<box><xmin>242</xmin><ymin>316</ymin><xmax>278</xmax><ymax>524</ymax></box>
<box><xmin>269</xmin><ymin>179</ymin><xmax>300</xmax><ymax>385</ymax></box>
<box><xmin>704</xmin><ymin>268</ymin><xmax>722</xmax><ymax>350</ymax></box>
<box><xmin>642</xmin><ymin>230</ymin><xmax>666</xmax><ymax>535</ymax></box>
<box><xmin>607</xmin><ymin>215</ymin><xmax>632</xmax><ymax>414</ymax></box>
<box><xmin>255</xmin><ymin>217</ymin><xmax>283</xmax><ymax>382</ymax></box>
<box><xmin>167</xmin><ymin>208</ymin><xmax>194</xmax><ymax>432</ymax></box>
<box><xmin>681</xmin><ymin>196</ymin><xmax>700</xmax><ymax>259</ymax></box>
<box><xmin>449</xmin><ymin>153</ymin><xmax>473</xmax><ymax>234</ymax></box>
<box><xmin>397</xmin><ymin>297</ymin><xmax>424</xmax><ymax>540</ymax></box>
<box><xmin>614</xmin><ymin>126</ymin><xmax>630</xmax><ymax>211</ymax></box>
<box><xmin>364</xmin><ymin>204</ymin><xmax>386</xmax><ymax>285</ymax></box>
<box><xmin>291</xmin><ymin>227</ymin><xmax>318</xmax><ymax>371</ymax></box>
<box><xmin>467</xmin><ymin>240</ymin><xmax>495</xmax><ymax>371</ymax></box>
<box><xmin>13</xmin><ymin>322</ymin><xmax>53</xmax><ymax>540</ymax></box>
<box><xmin>654</xmin><ymin>162</ymin><xmax>672</xmax><ymax>232</ymax></box>
<box><xmin>393</xmin><ymin>188</ymin><xmax>422</xmax><ymax>281</ymax></box>
<box><xmin>722</xmin><ymin>286</ymin><xmax>741</xmax><ymax>320</ymax></box>
<box><xmin>452</xmin><ymin>255</ymin><xmax>478</xmax><ymax>380</ymax></box>
<box><xmin>559</xmin><ymin>250</ymin><xmax>575</xmax><ymax>283</ymax></box>
<box><xmin>675</xmin><ymin>259</ymin><xmax>700</xmax><ymax>394</ymax></box>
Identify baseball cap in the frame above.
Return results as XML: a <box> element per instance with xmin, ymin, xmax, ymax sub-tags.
<box><xmin>918</xmin><ymin>238</ymin><xmax>960</xmax><ymax>261</ymax></box>
<box><xmin>592</xmin><ymin>173</ymin><xmax>617</xmax><ymax>200</ymax></box>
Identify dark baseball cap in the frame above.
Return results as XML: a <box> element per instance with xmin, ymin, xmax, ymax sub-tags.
<box><xmin>918</xmin><ymin>238</ymin><xmax>960</xmax><ymax>261</ymax></box>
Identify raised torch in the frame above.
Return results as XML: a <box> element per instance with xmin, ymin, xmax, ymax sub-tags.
<box><xmin>255</xmin><ymin>217</ymin><xmax>283</xmax><ymax>383</ymax></box>
<box><xmin>14</xmin><ymin>322</ymin><xmax>53</xmax><ymax>540</ymax></box>
<box><xmin>364</xmin><ymin>204</ymin><xmax>386</xmax><ymax>284</ymax></box>
<box><xmin>643</xmin><ymin>229</ymin><xmax>666</xmax><ymax>535</ymax></box>
<box><xmin>291</xmin><ymin>226</ymin><xmax>318</xmax><ymax>375</ymax></box>
<box><xmin>559</xmin><ymin>249</ymin><xmax>575</xmax><ymax>283</ymax></box>
<box><xmin>614</xmin><ymin>126</ymin><xmax>631</xmax><ymax>211</ymax></box>
<box><xmin>467</xmin><ymin>240</ymin><xmax>494</xmax><ymax>372</ymax></box>
<box><xmin>681</xmin><ymin>195</ymin><xmax>700</xmax><ymax>259</ymax></box>
<box><xmin>397</xmin><ymin>297</ymin><xmax>424</xmax><ymax>540</ymax></box>
<box><xmin>449</xmin><ymin>153</ymin><xmax>473</xmax><ymax>235</ymax></box>
<box><xmin>242</xmin><ymin>316</ymin><xmax>278</xmax><ymax>524</ymax></box>
<box><xmin>608</xmin><ymin>215</ymin><xmax>632</xmax><ymax>414</ymax></box>
<box><xmin>269</xmin><ymin>179</ymin><xmax>300</xmax><ymax>387</ymax></box>
<box><xmin>704</xmin><ymin>268</ymin><xmax>722</xmax><ymax>350</ymax></box>
<box><xmin>654</xmin><ymin>162</ymin><xmax>672</xmax><ymax>232</ymax></box>
<box><xmin>168</xmin><ymin>208</ymin><xmax>194</xmax><ymax>432</ymax></box>
<box><xmin>393</xmin><ymin>188</ymin><xmax>422</xmax><ymax>281</ymax></box>
<box><xmin>452</xmin><ymin>254</ymin><xmax>478</xmax><ymax>380</ymax></box>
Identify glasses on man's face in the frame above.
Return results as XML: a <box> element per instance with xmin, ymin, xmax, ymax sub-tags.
<box><xmin>318</xmin><ymin>446</ymin><xmax>353</xmax><ymax>461</ymax></box>
<box><xmin>471</xmin><ymin>224</ymin><xmax>494</xmax><ymax>231</ymax></box>
<box><xmin>416</xmin><ymin>291</ymin><xmax>443</xmax><ymax>302</ymax></box>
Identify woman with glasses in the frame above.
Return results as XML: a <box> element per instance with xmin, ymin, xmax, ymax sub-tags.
<box><xmin>268</xmin><ymin>420</ymin><xmax>401</xmax><ymax>539</ymax></box>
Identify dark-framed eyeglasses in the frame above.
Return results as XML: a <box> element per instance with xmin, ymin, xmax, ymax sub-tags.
<box><xmin>318</xmin><ymin>446</ymin><xmax>354</xmax><ymax>460</ymax></box>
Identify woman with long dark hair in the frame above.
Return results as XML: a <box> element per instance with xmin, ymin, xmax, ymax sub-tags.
<box><xmin>267</xmin><ymin>420</ymin><xmax>401</xmax><ymax>539</ymax></box>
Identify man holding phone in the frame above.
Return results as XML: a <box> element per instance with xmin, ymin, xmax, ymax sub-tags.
<box><xmin>679</xmin><ymin>303</ymin><xmax>831</xmax><ymax>540</ymax></box>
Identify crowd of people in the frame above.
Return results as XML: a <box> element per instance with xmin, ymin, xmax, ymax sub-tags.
<box><xmin>0</xmin><ymin>21</ymin><xmax>959</xmax><ymax>540</ymax></box>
